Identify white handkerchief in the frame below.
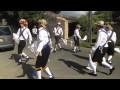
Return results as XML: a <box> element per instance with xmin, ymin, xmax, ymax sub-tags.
<box><xmin>82</xmin><ymin>35</ymin><xmax>87</xmax><ymax>41</ymax></box>
<box><xmin>28</xmin><ymin>41</ymin><xmax>38</xmax><ymax>54</ymax></box>
<box><xmin>13</xmin><ymin>33</ymin><xmax>19</xmax><ymax>44</ymax></box>
<box><xmin>88</xmin><ymin>54</ymin><xmax>94</xmax><ymax>70</ymax></box>
<box><xmin>114</xmin><ymin>48</ymin><xmax>120</xmax><ymax>53</ymax></box>
<box><xmin>62</xmin><ymin>38</ymin><xmax>67</xmax><ymax>45</ymax></box>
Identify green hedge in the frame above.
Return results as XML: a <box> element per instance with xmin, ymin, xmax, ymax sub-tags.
<box><xmin>80</xmin><ymin>41</ymin><xmax>94</xmax><ymax>48</ymax></box>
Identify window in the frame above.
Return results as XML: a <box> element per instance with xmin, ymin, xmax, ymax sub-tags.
<box><xmin>0</xmin><ymin>27</ymin><xmax>11</xmax><ymax>35</ymax></box>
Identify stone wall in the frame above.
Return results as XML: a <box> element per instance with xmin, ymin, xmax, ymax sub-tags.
<box><xmin>44</xmin><ymin>16</ymin><xmax>69</xmax><ymax>39</ymax></box>
<box><xmin>57</xmin><ymin>17</ymin><xmax>68</xmax><ymax>39</ymax></box>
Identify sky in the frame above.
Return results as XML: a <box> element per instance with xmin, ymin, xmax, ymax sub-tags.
<box><xmin>60</xmin><ymin>11</ymin><xmax>95</xmax><ymax>17</ymax></box>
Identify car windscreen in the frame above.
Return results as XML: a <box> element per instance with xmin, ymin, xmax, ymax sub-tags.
<box><xmin>0</xmin><ymin>27</ymin><xmax>12</xmax><ymax>36</ymax></box>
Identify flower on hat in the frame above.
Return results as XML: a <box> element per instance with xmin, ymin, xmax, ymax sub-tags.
<box><xmin>19</xmin><ymin>19</ymin><xmax>27</xmax><ymax>25</ymax></box>
<box><xmin>38</xmin><ymin>19</ymin><xmax>47</xmax><ymax>27</ymax></box>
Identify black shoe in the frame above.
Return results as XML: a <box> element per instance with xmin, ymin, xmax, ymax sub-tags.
<box><xmin>88</xmin><ymin>72</ymin><xmax>97</xmax><ymax>76</ymax></box>
<box><xmin>109</xmin><ymin>67</ymin><xmax>115</xmax><ymax>75</ymax></box>
<box><xmin>109</xmin><ymin>62</ymin><xmax>112</xmax><ymax>65</ymax></box>
<box><xmin>59</xmin><ymin>48</ymin><xmax>62</xmax><ymax>51</ymax></box>
<box><xmin>18</xmin><ymin>62</ymin><xmax>22</xmax><ymax>65</ymax></box>
<box><xmin>53</xmin><ymin>50</ymin><xmax>56</xmax><ymax>53</ymax></box>
<box><xmin>78</xmin><ymin>50</ymin><xmax>81</xmax><ymax>52</ymax></box>
<box><xmin>49</xmin><ymin>76</ymin><xmax>55</xmax><ymax>79</ymax></box>
<box><xmin>26</xmin><ymin>57</ymin><xmax>30</xmax><ymax>62</ymax></box>
<box><xmin>106</xmin><ymin>60</ymin><xmax>112</xmax><ymax>65</ymax></box>
<box><xmin>72</xmin><ymin>51</ymin><xmax>76</xmax><ymax>53</ymax></box>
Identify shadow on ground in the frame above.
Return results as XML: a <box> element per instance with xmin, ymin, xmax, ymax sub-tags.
<box><xmin>16</xmin><ymin>62</ymin><xmax>35</xmax><ymax>79</ymax></box>
<box><xmin>9</xmin><ymin>53</ymin><xmax>34</xmax><ymax>63</ymax></box>
<box><xmin>61</xmin><ymin>48</ymin><xmax>73</xmax><ymax>53</ymax></box>
<box><xmin>58</xmin><ymin>59</ymin><xmax>87</xmax><ymax>74</ymax></box>
<box><xmin>73</xmin><ymin>54</ymin><xmax>89</xmax><ymax>61</ymax></box>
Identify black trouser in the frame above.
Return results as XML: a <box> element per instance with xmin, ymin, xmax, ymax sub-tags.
<box><xmin>55</xmin><ymin>35</ymin><xmax>61</xmax><ymax>44</ymax></box>
<box><xmin>33</xmin><ymin>34</ymin><xmax>37</xmax><ymax>40</ymax></box>
<box><xmin>18</xmin><ymin>40</ymin><xmax>26</xmax><ymax>54</ymax></box>
<box><xmin>35</xmin><ymin>44</ymin><xmax>50</xmax><ymax>71</ymax></box>
<box><xmin>107</xmin><ymin>42</ymin><xmax>115</xmax><ymax>56</ymax></box>
<box><xmin>92</xmin><ymin>47</ymin><xmax>107</xmax><ymax>64</ymax></box>
<box><xmin>74</xmin><ymin>36</ymin><xmax>79</xmax><ymax>46</ymax></box>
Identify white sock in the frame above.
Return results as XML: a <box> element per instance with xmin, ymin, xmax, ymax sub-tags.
<box><xmin>73</xmin><ymin>46</ymin><xmax>77</xmax><ymax>51</ymax></box>
<box><xmin>108</xmin><ymin>55</ymin><xmax>112</xmax><ymax>61</ymax></box>
<box><xmin>19</xmin><ymin>59</ymin><xmax>22</xmax><ymax>62</ymax></box>
<box><xmin>44</xmin><ymin>67</ymin><xmax>52</xmax><ymax>78</ymax></box>
<box><xmin>54</xmin><ymin>48</ymin><xmax>56</xmax><ymax>51</ymax></box>
<box><xmin>58</xmin><ymin>44</ymin><xmax>62</xmax><ymax>48</ymax></box>
<box><xmin>103</xmin><ymin>57</ymin><xmax>106</xmax><ymax>62</ymax></box>
<box><xmin>102</xmin><ymin>61</ymin><xmax>113</xmax><ymax>69</ymax></box>
<box><xmin>92</xmin><ymin>63</ymin><xmax>97</xmax><ymax>74</ymax></box>
<box><xmin>71</xmin><ymin>41</ymin><xmax>73</xmax><ymax>47</ymax></box>
<box><xmin>22</xmin><ymin>52</ymin><xmax>27</xmax><ymax>57</ymax></box>
<box><xmin>37</xmin><ymin>70</ymin><xmax>41</xmax><ymax>79</ymax></box>
<box><xmin>19</xmin><ymin>54</ymin><xmax>22</xmax><ymax>62</ymax></box>
<box><xmin>109</xmin><ymin>61</ymin><xmax>112</xmax><ymax>64</ymax></box>
<box><xmin>86</xmin><ymin>64</ymin><xmax>93</xmax><ymax>70</ymax></box>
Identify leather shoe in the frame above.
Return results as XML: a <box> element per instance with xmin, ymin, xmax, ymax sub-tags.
<box><xmin>49</xmin><ymin>76</ymin><xmax>55</xmax><ymax>79</ymax></box>
<box><xmin>88</xmin><ymin>72</ymin><xmax>97</xmax><ymax>76</ymax></box>
<box><xmin>109</xmin><ymin>67</ymin><xmax>115</xmax><ymax>75</ymax></box>
<box><xmin>18</xmin><ymin>62</ymin><xmax>22</xmax><ymax>65</ymax></box>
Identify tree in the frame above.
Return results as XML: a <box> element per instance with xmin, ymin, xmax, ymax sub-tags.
<box><xmin>75</xmin><ymin>15</ymin><xmax>88</xmax><ymax>37</ymax></box>
<box><xmin>112</xmin><ymin>11</ymin><xmax>120</xmax><ymax>22</ymax></box>
<box><xmin>94</xmin><ymin>11</ymin><xmax>112</xmax><ymax>21</ymax></box>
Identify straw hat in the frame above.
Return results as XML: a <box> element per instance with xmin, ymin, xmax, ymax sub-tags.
<box><xmin>57</xmin><ymin>22</ymin><xmax>61</xmax><ymax>25</ymax></box>
<box><xmin>38</xmin><ymin>19</ymin><xmax>47</xmax><ymax>27</ymax></box>
<box><xmin>19</xmin><ymin>19</ymin><xmax>27</xmax><ymax>25</ymax></box>
<box><xmin>105</xmin><ymin>24</ymin><xmax>113</xmax><ymax>30</ymax></box>
<box><xmin>95</xmin><ymin>20</ymin><xmax>104</xmax><ymax>26</ymax></box>
<box><xmin>76</xmin><ymin>24</ymin><xmax>81</xmax><ymax>28</ymax></box>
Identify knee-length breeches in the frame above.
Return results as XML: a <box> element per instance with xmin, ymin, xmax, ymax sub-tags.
<box><xmin>35</xmin><ymin>45</ymin><xmax>50</xmax><ymax>71</ymax></box>
<box><xmin>18</xmin><ymin>40</ymin><xmax>26</xmax><ymax>54</ymax></box>
<box><xmin>55</xmin><ymin>35</ymin><xmax>61</xmax><ymax>44</ymax></box>
<box><xmin>74</xmin><ymin>37</ymin><xmax>79</xmax><ymax>46</ymax></box>
<box><xmin>107</xmin><ymin>42</ymin><xmax>115</xmax><ymax>56</ymax></box>
<box><xmin>92</xmin><ymin>47</ymin><xmax>107</xmax><ymax>64</ymax></box>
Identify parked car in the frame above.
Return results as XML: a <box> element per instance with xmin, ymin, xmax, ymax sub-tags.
<box><xmin>0</xmin><ymin>25</ymin><xmax>15</xmax><ymax>50</ymax></box>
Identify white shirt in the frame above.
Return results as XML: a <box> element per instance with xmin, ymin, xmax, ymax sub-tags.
<box><xmin>53</xmin><ymin>26</ymin><xmax>63</xmax><ymax>36</ymax></box>
<box><xmin>92</xmin><ymin>28</ymin><xmax>108</xmax><ymax>52</ymax></box>
<box><xmin>37</xmin><ymin>27</ymin><xmax>51</xmax><ymax>52</ymax></box>
<box><xmin>74</xmin><ymin>28</ymin><xmax>82</xmax><ymax>40</ymax></box>
<box><xmin>32</xmin><ymin>28</ymin><xmax>37</xmax><ymax>35</ymax></box>
<box><xmin>107</xmin><ymin>30</ymin><xmax>116</xmax><ymax>44</ymax></box>
<box><xmin>17</xmin><ymin>26</ymin><xmax>32</xmax><ymax>42</ymax></box>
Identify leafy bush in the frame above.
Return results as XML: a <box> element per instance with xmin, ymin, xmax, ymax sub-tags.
<box><xmin>80</xmin><ymin>41</ymin><xmax>94</xmax><ymax>48</ymax></box>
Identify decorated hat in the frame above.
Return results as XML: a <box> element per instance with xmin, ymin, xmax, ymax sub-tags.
<box><xmin>19</xmin><ymin>19</ymin><xmax>27</xmax><ymax>25</ymax></box>
<box><xmin>57</xmin><ymin>22</ymin><xmax>61</xmax><ymax>25</ymax></box>
<box><xmin>38</xmin><ymin>19</ymin><xmax>47</xmax><ymax>27</ymax></box>
<box><xmin>105</xmin><ymin>24</ymin><xmax>113</xmax><ymax>30</ymax></box>
<box><xmin>95</xmin><ymin>20</ymin><xmax>104</xmax><ymax>26</ymax></box>
<box><xmin>76</xmin><ymin>24</ymin><xmax>81</xmax><ymax>28</ymax></box>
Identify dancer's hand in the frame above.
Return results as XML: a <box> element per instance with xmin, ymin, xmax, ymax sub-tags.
<box><xmin>39</xmin><ymin>51</ymin><xmax>42</xmax><ymax>56</ymax></box>
<box><xmin>89</xmin><ymin>49</ymin><xmax>92</xmax><ymax>54</ymax></box>
<box><xmin>29</xmin><ymin>40</ymin><xmax>31</xmax><ymax>45</ymax></box>
<box><xmin>35</xmin><ymin>51</ymin><xmax>42</xmax><ymax>57</ymax></box>
<box><xmin>35</xmin><ymin>51</ymin><xmax>39</xmax><ymax>57</ymax></box>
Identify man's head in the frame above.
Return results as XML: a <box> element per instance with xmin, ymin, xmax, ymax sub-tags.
<box><xmin>19</xmin><ymin>19</ymin><xmax>28</xmax><ymax>27</ymax></box>
<box><xmin>38</xmin><ymin>19</ymin><xmax>47</xmax><ymax>28</ymax></box>
<box><xmin>95</xmin><ymin>20</ymin><xmax>104</xmax><ymax>30</ymax></box>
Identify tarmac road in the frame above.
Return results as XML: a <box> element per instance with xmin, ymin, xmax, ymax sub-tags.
<box><xmin>0</xmin><ymin>39</ymin><xmax>120</xmax><ymax>79</ymax></box>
